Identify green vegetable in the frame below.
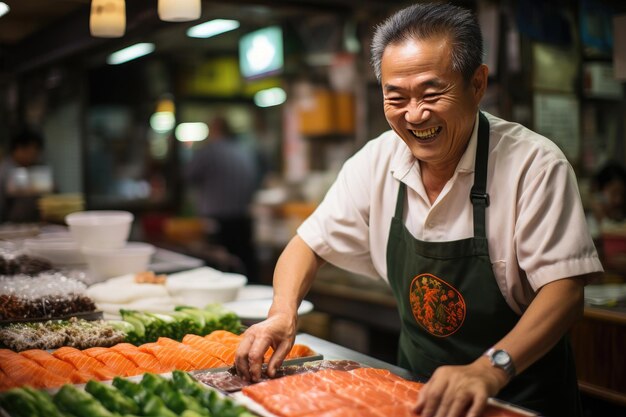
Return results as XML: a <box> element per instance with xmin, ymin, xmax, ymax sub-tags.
<box><xmin>112</xmin><ymin>376</ymin><xmax>151</xmax><ymax>406</ymax></box>
<box><xmin>85</xmin><ymin>380</ymin><xmax>140</xmax><ymax>415</ymax></box>
<box><xmin>21</xmin><ymin>387</ymin><xmax>64</xmax><ymax>417</ymax></box>
<box><xmin>173</xmin><ymin>307</ymin><xmax>206</xmax><ymax>332</ymax></box>
<box><xmin>169</xmin><ymin>311</ymin><xmax>202</xmax><ymax>337</ymax></box>
<box><xmin>106</xmin><ymin>320</ymin><xmax>136</xmax><ymax>334</ymax></box>
<box><xmin>54</xmin><ymin>384</ymin><xmax>117</xmax><ymax>417</ymax></box>
<box><xmin>141</xmin><ymin>395</ymin><xmax>178</xmax><ymax>417</ymax></box>
<box><xmin>0</xmin><ymin>388</ymin><xmax>41</xmax><ymax>417</ymax></box>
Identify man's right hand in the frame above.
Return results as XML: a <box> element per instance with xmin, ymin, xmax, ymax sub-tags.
<box><xmin>234</xmin><ymin>311</ymin><xmax>297</xmax><ymax>382</ymax></box>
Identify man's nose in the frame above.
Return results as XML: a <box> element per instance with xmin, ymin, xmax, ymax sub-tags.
<box><xmin>405</xmin><ymin>101</ymin><xmax>431</xmax><ymax>124</ymax></box>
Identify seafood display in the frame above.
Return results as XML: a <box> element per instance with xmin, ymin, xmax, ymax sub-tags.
<box><xmin>0</xmin><ymin>330</ymin><xmax>317</xmax><ymax>391</ymax></box>
<box><xmin>195</xmin><ymin>360</ymin><xmax>361</xmax><ymax>392</ymax></box>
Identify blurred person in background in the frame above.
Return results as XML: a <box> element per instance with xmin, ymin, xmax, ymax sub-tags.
<box><xmin>587</xmin><ymin>161</ymin><xmax>626</xmax><ymax>240</ymax></box>
<box><xmin>184</xmin><ymin>116</ymin><xmax>261</xmax><ymax>282</ymax></box>
<box><xmin>0</xmin><ymin>128</ymin><xmax>46</xmax><ymax>223</ymax></box>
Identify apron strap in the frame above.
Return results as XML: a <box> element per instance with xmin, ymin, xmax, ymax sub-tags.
<box><xmin>470</xmin><ymin>112</ymin><xmax>490</xmax><ymax>238</ymax></box>
<box><xmin>394</xmin><ymin>179</ymin><xmax>407</xmax><ymax>219</ymax></box>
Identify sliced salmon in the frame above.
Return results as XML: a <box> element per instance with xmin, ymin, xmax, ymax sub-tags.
<box><xmin>182</xmin><ymin>334</ymin><xmax>236</xmax><ymax>364</ymax></box>
<box><xmin>138</xmin><ymin>343</ymin><xmax>195</xmax><ymax>371</ymax></box>
<box><xmin>110</xmin><ymin>343</ymin><xmax>165</xmax><ymax>373</ymax></box>
<box><xmin>0</xmin><ymin>367</ymin><xmax>14</xmax><ymax>391</ymax></box>
<box><xmin>52</xmin><ymin>346</ymin><xmax>117</xmax><ymax>381</ymax></box>
<box><xmin>261</xmin><ymin>389</ymin><xmax>354</xmax><ymax>417</ymax></box>
<box><xmin>0</xmin><ymin>349</ymin><xmax>68</xmax><ymax>389</ymax></box>
<box><xmin>83</xmin><ymin>347</ymin><xmax>143</xmax><ymax>377</ymax></box>
<box><xmin>20</xmin><ymin>349</ymin><xmax>91</xmax><ymax>384</ymax></box>
<box><xmin>285</xmin><ymin>344</ymin><xmax>316</xmax><ymax>359</ymax></box>
<box><xmin>205</xmin><ymin>330</ymin><xmax>242</xmax><ymax>345</ymax></box>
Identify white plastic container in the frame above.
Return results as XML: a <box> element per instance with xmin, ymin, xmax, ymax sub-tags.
<box><xmin>166</xmin><ymin>267</ymin><xmax>247</xmax><ymax>307</ymax></box>
<box><xmin>82</xmin><ymin>242</ymin><xmax>155</xmax><ymax>281</ymax></box>
<box><xmin>23</xmin><ymin>237</ymin><xmax>85</xmax><ymax>265</ymax></box>
<box><xmin>65</xmin><ymin>210</ymin><xmax>133</xmax><ymax>250</ymax></box>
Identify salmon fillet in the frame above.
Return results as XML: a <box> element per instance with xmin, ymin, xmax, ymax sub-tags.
<box><xmin>182</xmin><ymin>334</ymin><xmax>235</xmax><ymax>364</ymax></box>
<box><xmin>52</xmin><ymin>346</ymin><xmax>117</xmax><ymax>381</ymax></box>
<box><xmin>138</xmin><ymin>343</ymin><xmax>195</xmax><ymax>371</ymax></box>
<box><xmin>0</xmin><ymin>349</ymin><xmax>68</xmax><ymax>389</ymax></box>
<box><xmin>110</xmin><ymin>343</ymin><xmax>165</xmax><ymax>373</ymax></box>
<box><xmin>83</xmin><ymin>347</ymin><xmax>144</xmax><ymax>377</ymax></box>
<box><xmin>20</xmin><ymin>349</ymin><xmax>91</xmax><ymax>384</ymax></box>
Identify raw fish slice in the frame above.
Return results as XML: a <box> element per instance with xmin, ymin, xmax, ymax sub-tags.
<box><xmin>311</xmin><ymin>407</ymin><xmax>388</xmax><ymax>417</ymax></box>
<box><xmin>110</xmin><ymin>343</ymin><xmax>165</xmax><ymax>373</ymax></box>
<box><xmin>0</xmin><ymin>368</ymin><xmax>14</xmax><ymax>391</ymax></box>
<box><xmin>177</xmin><ymin>346</ymin><xmax>227</xmax><ymax>370</ymax></box>
<box><xmin>242</xmin><ymin>372</ymin><xmax>323</xmax><ymax>403</ymax></box>
<box><xmin>260</xmin><ymin>389</ymin><xmax>354</xmax><ymax>417</ymax></box>
<box><xmin>374</xmin><ymin>405</ymin><xmax>421</xmax><ymax>417</ymax></box>
<box><xmin>138</xmin><ymin>343</ymin><xmax>195</xmax><ymax>371</ymax></box>
<box><xmin>349</xmin><ymin>368</ymin><xmax>423</xmax><ymax>405</ymax></box>
<box><xmin>52</xmin><ymin>346</ymin><xmax>117</xmax><ymax>381</ymax></box>
<box><xmin>182</xmin><ymin>334</ymin><xmax>236</xmax><ymax>364</ymax></box>
<box><xmin>0</xmin><ymin>349</ymin><xmax>68</xmax><ymax>389</ymax></box>
<box><xmin>333</xmin><ymin>384</ymin><xmax>397</xmax><ymax>408</ymax></box>
<box><xmin>157</xmin><ymin>337</ymin><xmax>226</xmax><ymax>369</ymax></box>
<box><xmin>285</xmin><ymin>344</ymin><xmax>316</xmax><ymax>359</ymax></box>
<box><xmin>20</xmin><ymin>349</ymin><xmax>91</xmax><ymax>384</ymax></box>
<box><xmin>83</xmin><ymin>348</ymin><xmax>143</xmax><ymax>377</ymax></box>
<box><xmin>205</xmin><ymin>330</ymin><xmax>242</xmax><ymax>345</ymax></box>
<box><xmin>156</xmin><ymin>337</ymin><xmax>182</xmax><ymax>347</ymax></box>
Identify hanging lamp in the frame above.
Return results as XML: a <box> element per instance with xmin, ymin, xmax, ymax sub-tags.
<box><xmin>90</xmin><ymin>0</ymin><xmax>125</xmax><ymax>38</ymax></box>
<box><xmin>158</xmin><ymin>0</ymin><xmax>201</xmax><ymax>22</ymax></box>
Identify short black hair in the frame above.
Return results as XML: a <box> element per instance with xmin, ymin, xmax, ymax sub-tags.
<box><xmin>370</xmin><ymin>2</ymin><xmax>484</xmax><ymax>84</ymax></box>
<box><xmin>10</xmin><ymin>128</ymin><xmax>44</xmax><ymax>152</ymax></box>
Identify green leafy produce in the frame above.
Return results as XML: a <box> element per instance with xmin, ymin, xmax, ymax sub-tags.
<box><xmin>85</xmin><ymin>380</ymin><xmax>140</xmax><ymax>415</ymax></box>
<box><xmin>0</xmin><ymin>388</ymin><xmax>43</xmax><ymax>417</ymax></box>
<box><xmin>21</xmin><ymin>387</ymin><xmax>65</xmax><ymax>417</ymax></box>
<box><xmin>54</xmin><ymin>384</ymin><xmax>118</xmax><ymax>417</ymax></box>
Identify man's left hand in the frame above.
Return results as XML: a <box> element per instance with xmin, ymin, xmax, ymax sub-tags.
<box><xmin>414</xmin><ymin>360</ymin><xmax>508</xmax><ymax>417</ymax></box>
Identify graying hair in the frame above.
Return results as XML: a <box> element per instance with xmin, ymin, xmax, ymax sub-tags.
<box><xmin>370</xmin><ymin>2</ymin><xmax>484</xmax><ymax>84</ymax></box>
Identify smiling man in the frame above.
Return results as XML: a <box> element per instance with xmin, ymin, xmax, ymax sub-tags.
<box><xmin>235</xmin><ymin>3</ymin><xmax>603</xmax><ymax>417</ymax></box>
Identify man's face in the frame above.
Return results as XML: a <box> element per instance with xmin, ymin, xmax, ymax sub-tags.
<box><xmin>381</xmin><ymin>36</ymin><xmax>486</xmax><ymax>170</ymax></box>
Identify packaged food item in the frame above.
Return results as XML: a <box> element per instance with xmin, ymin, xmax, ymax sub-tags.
<box><xmin>0</xmin><ymin>272</ymin><xmax>96</xmax><ymax>321</ymax></box>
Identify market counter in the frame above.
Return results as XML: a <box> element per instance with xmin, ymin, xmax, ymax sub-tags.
<box><xmin>307</xmin><ymin>268</ymin><xmax>626</xmax><ymax>407</ymax></box>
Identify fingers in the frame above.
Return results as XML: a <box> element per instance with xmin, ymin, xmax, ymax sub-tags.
<box><xmin>248</xmin><ymin>336</ymin><xmax>271</xmax><ymax>382</ymax></box>
<box><xmin>266</xmin><ymin>341</ymin><xmax>292</xmax><ymax>377</ymax></box>
<box><xmin>234</xmin><ymin>330</ymin><xmax>255</xmax><ymax>381</ymax></box>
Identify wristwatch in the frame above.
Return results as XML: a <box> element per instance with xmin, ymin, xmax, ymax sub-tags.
<box><xmin>484</xmin><ymin>347</ymin><xmax>516</xmax><ymax>379</ymax></box>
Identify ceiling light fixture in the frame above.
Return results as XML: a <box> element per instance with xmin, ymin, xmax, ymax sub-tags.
<box><xmin>90</xmin><ymin>0</ymin><xmax>126</xmax><ymax>38</ymax></box>
<box><xmin>107</xmin><ymin>43</ymin><xmax>155</xmax><ymax>65</ymax></box>
<box><xmin>0</xmin><ymin>2</ymin><xmax>10</xmax><ymax>19</ymax></box>
<box><xmin>158</xmin><ymin>0</ymin><xmax>201</xmax><ymax>22</ymax></box>
<box><xmin>187</xmin><ymin>19</ymin><xmax>240</xmax><ymax>39</ymax></box>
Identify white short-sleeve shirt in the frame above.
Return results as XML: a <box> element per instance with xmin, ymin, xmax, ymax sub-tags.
<box><xmin>298</xmin><ymin>112</ymin><xmax>603</xmax><ymax>314</ymax></box>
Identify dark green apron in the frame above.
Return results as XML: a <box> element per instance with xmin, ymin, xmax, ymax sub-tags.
<box><xmin>386</xmin><ymin>113</ymin><xmax>581</xmax><ymax>417</ymax></box>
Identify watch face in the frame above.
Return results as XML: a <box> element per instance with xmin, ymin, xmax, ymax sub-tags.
<box><xmin>493</xmin><ymin>350</ymin><xmax>510</xmax><ymax>366</ymax></box>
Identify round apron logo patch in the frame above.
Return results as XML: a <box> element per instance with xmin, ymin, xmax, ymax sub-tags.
<box><xmin>409</xmin><ymin>273</ymin><xmax>466</xmax><ymax>337</ymax></box>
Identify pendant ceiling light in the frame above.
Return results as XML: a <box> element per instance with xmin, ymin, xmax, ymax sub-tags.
<box><xmin>158</xmin><ymin>0</ymin><xmax>201</xmax><ymax>22</ymax></box>
<box><xmin>90</xmin><ymin>0</ymin><xmax>125</xmax><ymax>38</ymax></box>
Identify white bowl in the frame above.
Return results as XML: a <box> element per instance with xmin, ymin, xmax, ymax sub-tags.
<box><xmin>166</xmin><ymin>269</ymin><xmax>247</xmax><ymax>308</ymax></box>
<box><xmin>23</xmin><ymin>237</ymin><xmax>85</xmax><ymax>265</ymax></box>
<box><xmin>82</xmin><ymin>242</ymin><xmax>155</xmax><ymax>281</ymax></box>
<box><xmin>65</xmin><ymin>210</ymin><xmax>133</xmax><ymax>250</ymax></box>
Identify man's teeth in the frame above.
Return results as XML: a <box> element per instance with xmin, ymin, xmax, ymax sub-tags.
<box><xmin>411</xmin><ymin>127</ymin><xmax>439</xmax><ymax>139</ymax></box>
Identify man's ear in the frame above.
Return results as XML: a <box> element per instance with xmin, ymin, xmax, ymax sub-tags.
<box><xmin>472</xmin><ymin>64</ymin><xmax>489</xmax><ymax>101</ymax></box>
